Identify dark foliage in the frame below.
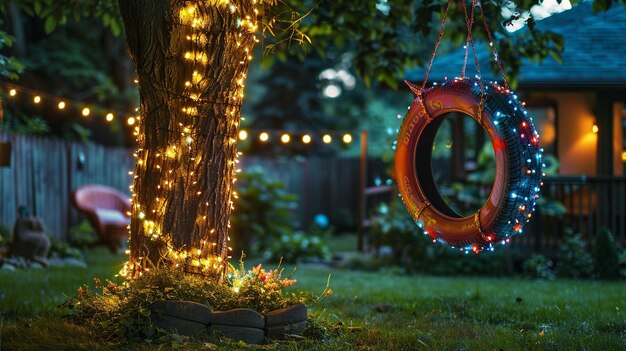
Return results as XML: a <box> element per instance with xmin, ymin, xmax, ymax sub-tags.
<box><xmin>592</xmin><ymin>227</ymin><xmax>620</xmax><ymax>279</ymax></box>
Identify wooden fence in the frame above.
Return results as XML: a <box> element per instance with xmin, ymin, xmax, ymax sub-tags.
<box><xmin>239</xmin><ymin>157</ymin><xmax>389</xmax><ymax>229</ymax></box>
<box><xmin>0</xmin><ymin>133</ymin><xmax>134</xmax><ymax>239</ymax></box>
<box><xmin>0</xmin><ymin>133</ymin><xmax>388</xmax><ymax>240</ymax></box>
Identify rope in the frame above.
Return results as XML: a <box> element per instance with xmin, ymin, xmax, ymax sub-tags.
<box><xmin>460</xmin><ymin>0</ymin><xmax>474</xmax><ymax>78</ymax></box>
<box><xmin>478</xmin><ymin>1</ymin><xmax>510</xmax><ymax>89</ymax></box>
<box><xmin>414</xmin><ymin>201</ymin><xmax>431</xmax><ymax>224</ymax></box>
<box><xmin>460</xmin><ymin>0</ymin><xmax>486</xmax><ymax>122</ymax></box>
<box><xmin>421</xmin><ymin>0</ymin><xmax>453</xmax><ymax>93</ymax></box>
<box><xmin>413</xmin><ymin>0</ymin><xmax>509</xmax><ymax>121</ymax></box>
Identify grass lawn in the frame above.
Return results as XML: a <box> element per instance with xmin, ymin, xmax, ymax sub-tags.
<box><xmin>1</xmin><ymin>247</ymin><xmax>625</xmax><ymax>350</ymax></box>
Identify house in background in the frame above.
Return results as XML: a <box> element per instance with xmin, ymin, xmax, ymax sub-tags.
<box><xmin>404</xmin><ymin>1</ymin><xmax>625</xmax><ymax>250</ymax></box>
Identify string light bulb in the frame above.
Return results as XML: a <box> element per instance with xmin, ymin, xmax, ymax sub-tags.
<box><xmin>342</xmin><ymin>133</ymin><xmax>353</xmax><ymax>144</ymax></box>
<box><xmin>322</xmin><ymin>134</ymin><xmax>332</xmax><ymax>144</ymax></box>
<box><xmin>9</xmin><ymin>89</ymin><xmax>16</xmax><ymax>97</ymax></box>
<box><xmin>259</xmin><ymin>132</ymin><xmax>269</xmax><ymax>142</ymax></box>
<box><xmin>238</xmin><ymin>130</ymin><xmax>248</xmax><ymax>140</ymax></box>
<box><xmin>127</xmin><ymin>116</ymin><xmax>136</xmax><ymax>125</ymax></box>
<box><xmin>280</xmin><ymin>133</ymin><xmax>290</xmax><ymax>143</ymax></box>
<box><xmin>33</xmin><ymin>96</ymin><xmax>41</xmax><ymax>104</ymax></box>
<box><xmin>82</xmin><ymin>107</ymin><xmax>90</xmax><ymax>117</ymax></box>
<box><xmin>592</xmin><ymin>122</ymin><xmax>598</xmax><ymax>134</ymax></box>
<box><xmin>58</xmin><ymin>101</ymin><xmax>66</xmax><ymax>110</ymax></box>
<box><xmin>106</xmin><ymin>113</ymin><xmax>114</xmax><ymax>122</ymax></box>
<box><xmin>302</xmin><ymin>134</ymin><xmax>311</xmax><ymax>144</ymax></box>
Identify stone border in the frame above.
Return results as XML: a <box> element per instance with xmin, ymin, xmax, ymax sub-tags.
<box><xmin>151</xmin><ymin>300</ymin><xmax>307</xmax><ymax>344</ymax></box>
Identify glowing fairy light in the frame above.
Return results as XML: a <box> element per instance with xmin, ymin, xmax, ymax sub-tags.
<box><xmin>57</xmin><ymin>101</ymin><xmax>66</xmax><ymax>110</ymax></box>
<box><xmin>238</xmin><ymin>130</ymin><xmax>248</xmax><ymax>140</ymax></box>
<box><xmin>106</xmin><ymin>113</ymin><xmax>114</xmax><ymax>122</ymax></box>
<box><xmin>33</xmin><ymin>96</ymin><xmax>41</xmax><ymax>104</ymax></box>
<box><xmin>82</xmin><ymin>107</ymin><xmax>90</xmax><ymax>117</ymax></box>
<box><xmin>127</xmin><ymin>117</ymin><xmax>136</xmax><ymax>125</ymax></box>
<box><xmin>342</xmin><ymin>133</ymin><xmax>352</xmax><ymax>144</ymax></box>
<box><xmin>259</xmin><ymin>132</ymin><xmax>269</xmax><ymax>142</ymax></box>
<box><xmin>8</xmin><ymin>89</ymin><xmax>16</xmax><ymax>97</ymax></box>
<box><xmin>302</xmin><ymin>134</ymin><xmax>311</xmax><ymax>144</ymax></box>
<box><xmin>280</xmin><ymin>133</ymin><xmax>290</xmax><ymax>143</ymax></box>
<box><xmin>322</xmin><ymin>134</ymin><xmax>332</xmax><ymax>144</ymax></box>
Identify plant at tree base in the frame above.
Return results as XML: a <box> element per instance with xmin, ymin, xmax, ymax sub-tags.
<box><xmin>522</xmin><ymin>254</ymin><xmax>555</xmax><ymax>280</ymax></box>
<box><xmin>556</xmin><ymin>228</ymin><xmax>593</xmax><ymax>279</ymax></box>
<box><xmin>592</xmin><ymin>227</ymin><xmax>620</xmax><ymax>279</ymax></box>
<box><xmin>62</xmin><ymin>262</ymin><xmax>332</xmax><ymax>342</ymax></box>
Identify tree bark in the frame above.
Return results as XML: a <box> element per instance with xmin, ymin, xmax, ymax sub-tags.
<box><xmin>118</xmin><ymin>0</ymin><xmax>257</xmax><ymax>279</ymax></box>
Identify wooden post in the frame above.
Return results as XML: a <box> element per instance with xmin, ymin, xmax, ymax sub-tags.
<box><xmin>357</xmin><ymin>130</ymin><xmax>368</xmax><ymax>252</ymax></box>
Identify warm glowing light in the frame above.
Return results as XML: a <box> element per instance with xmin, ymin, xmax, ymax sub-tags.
<box><xmin>302</xmin><ymin>134</ymin><xmax>312</xmax><ymax>144</ymax></box>
<box><xmin>322</xmin><ymin>134</ymin><xmax>332</xmax><ymax>144</ymax></box>
<box><xmin>280</xmin><ymin>133</ymin><xmax>290</xmax><ymax>143</ymax></box>
<box><xmin>33</xmin><ymin>96</ymin><xmax>41</xmax><ymax>104</ymax></box>
<box><xmin>57</xmin><ymin>101</ymin><xmax>66</xmax><ymax>110</ymax></box>
<box><xmin>82</xmin><ymin>107</ymin><xmax>90</xmax><ymax>117</ymax></box>
<box><xmin>8</xmin><ymin>89</ymin><xmax>16</xmax><ymax>97</ymax></box>
<box><xmin>127</xmin><ymin>117</ymin><xmax>136</xmax><ymax>125</ymax></box>
<box><xmin>106</xmin><ymin>113</ymin><xmax>114</xmax><ymax>122</ymax></box>
<box><xmin>238</xmin><ymin>130</ymin><xmax>248</xmax><ymax>140</ymax></box>
<box><xmin>592</xmin><ymin>123</ymin><xmax>598</xmax><ymax>134</ymax></box>
<box><xmin>622</xmin><ymin>151</ymin><xmax>626</xmax><ymax>162</ymax></box>
<box><xmin>342</xmin><ymin>133</ymin><xmax>353</xmax><ymax>143</ymax></box>
<box><xmin>259</xmin><ymin>132</ymin><xmax>269</xmax><ymax>142</ymax></box>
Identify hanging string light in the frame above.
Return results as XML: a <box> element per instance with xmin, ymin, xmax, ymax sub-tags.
<box><xmin>236</xmin><ymin>130</ymin><xmax>356</xmax><ymax>146</ymax></box>
<box><xmin>2</xmin><ymin>84</ymin><xmax>136</xmax><ymax>125</ymax></box>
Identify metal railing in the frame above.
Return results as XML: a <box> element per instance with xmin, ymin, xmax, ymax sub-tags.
<box><xmin>523</xmin><ymin>175</ymin><xmax>626</xmax><ymax>254</ymax></box>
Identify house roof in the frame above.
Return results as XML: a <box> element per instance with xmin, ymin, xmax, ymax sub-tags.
<box><xmin>404</xmin><ymin>2</ymin><xmax>626</xmax><ymax>88</ymax></box>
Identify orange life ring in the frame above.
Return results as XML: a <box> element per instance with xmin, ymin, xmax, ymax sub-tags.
<box><xmin>395</xmin><ymin>77</ymin><xmax>543</xmax><ymax>253</ymax></box>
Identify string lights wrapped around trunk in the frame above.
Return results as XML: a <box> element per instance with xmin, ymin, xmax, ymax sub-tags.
<box><xmin>395</xmin><ymin>0</ymin><xmax>544</xmax><ymax>254</ymax></box>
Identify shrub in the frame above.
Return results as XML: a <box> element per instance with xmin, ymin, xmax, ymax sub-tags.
<box><xmin>262</xmin><ymin>224</ymin><xmax>332</xmax><ymax>263</ymax></box>
<box><xmin>49</xmin><ymin>236</ymin><xmax>82</xmax><ymax>259</ymax></box>
<box><xmin>0</xmin><ymin>224</ymin><xmax>11</xmax><ymax>249</ymax></box>
<box><xmin>230</xmin><ymin>167</ymin><xmax>298</xmax><ymax>255</ymax></box>
<box><xmin>593</xmin><ymin>227</ymin><xmax>620</xmax><ymax>279</ymax></box>
<box><xmin>556</xmin><ymin>228</ymin><xmax>593</xmax><ymax>278</ymax></box>
<box><xmin>367</xmin><ymin>198</ymin><xmax>523</xmax><ymax>275</ymax></box>
<box><xmin>523</xmin><ymin>254</ymin><xmax>555</xmax><ymax>280</ymax></box>
<box><xmin>68</xmin><ymin>220</ymin><xmax>98</xmax><ymax>248</ymax></box>
<box><xmin>369</xmin><ymin>198</ymin><xmax>429</xmax><ymax>267</ymax></box>
<box><xmin>619</xmin><ymin>251</ymin><xmax>626</xmax><ymax>279</ymax></box>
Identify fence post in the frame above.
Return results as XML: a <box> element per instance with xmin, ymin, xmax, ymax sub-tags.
<box><xmin>357</xmin><ymin>130</ymin><xmax>368</xmax><ymax>252</ymax></box>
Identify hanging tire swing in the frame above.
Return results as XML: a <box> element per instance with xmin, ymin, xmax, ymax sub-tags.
<box><xmin>395</xmin><ymin>0</ymin><xmax>543</xmax><ymax>253</ymax></box>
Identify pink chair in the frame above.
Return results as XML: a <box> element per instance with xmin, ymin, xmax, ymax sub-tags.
<box><xmin>71</xmin><ymin>184</ymin><xmax>131</xmax><ymax>251</ymax></box>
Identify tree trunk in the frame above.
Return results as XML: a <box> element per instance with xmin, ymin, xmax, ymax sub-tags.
<box><xmin>118</xmin><ymin>0</ymin><xmax>257</xmax><ymax>279</ymax></box>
